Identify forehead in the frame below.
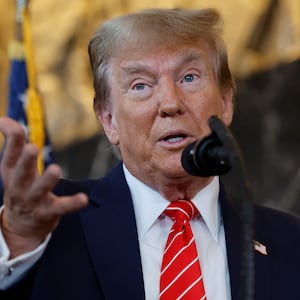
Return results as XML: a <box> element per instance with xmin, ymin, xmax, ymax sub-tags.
<box><xmin>112</xmin><ymin>42</ymin><xmax>212</xmax><ymax>75</ymax></box>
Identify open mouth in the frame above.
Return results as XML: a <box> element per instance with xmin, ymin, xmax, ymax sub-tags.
<box><xmin>163</xmin><ymin>134</ymin><xmax>187</xmax><ymax>143</ymax></box>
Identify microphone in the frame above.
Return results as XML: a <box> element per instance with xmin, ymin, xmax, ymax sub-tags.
<box><xmin>181</xmin><ymin>128</ymin><xmax>232</xmax><ymax>177</ymax></box>
<box><xmin>181</xmin><ymin>115</ymin><xmax>255</xmax><ymax>300</ymax></box>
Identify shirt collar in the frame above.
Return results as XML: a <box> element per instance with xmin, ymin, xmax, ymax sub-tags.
<box><xmin>123</xmin><ymin>164</ymin><xmax>221</xmax><ymax>242</ymax></box>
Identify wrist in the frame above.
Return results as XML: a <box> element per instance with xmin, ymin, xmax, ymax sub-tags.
<box><xmin>0</xmin><ymin>207</ymin><xmax>44</xmax><ymax>259</ymax></box>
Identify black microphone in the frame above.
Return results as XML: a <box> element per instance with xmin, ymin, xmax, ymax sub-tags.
<box><xmin>181</xmin><ymin>132</ymin><xmax>231</xmax><ymax>177</ymax></box>
<box><xmin>181</xmin><ymin>115</ymin><xmax>255</xmax><ymax>300</ymax></box>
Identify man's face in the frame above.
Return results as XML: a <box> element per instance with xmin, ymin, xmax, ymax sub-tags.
<box><xmin>98</xmin><ymin>43</ymin><xmax>233</xmax><ymax>186</ymax></box>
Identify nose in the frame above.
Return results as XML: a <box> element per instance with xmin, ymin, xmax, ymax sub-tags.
<box><xmin>157</xmin><ymin>79</ymin><xmax>185</xmax><ymax>117</ymax></box>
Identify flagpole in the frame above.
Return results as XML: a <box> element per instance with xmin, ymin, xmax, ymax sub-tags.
<box><xmin>8</xmin><ymin>1</ymin><xmax>26</xmax><ymax>59</ymax></box>
<box><xmin>8</xmin><ymin>0</ymin><xmax>51</xmax><ymax>174</ymax></box>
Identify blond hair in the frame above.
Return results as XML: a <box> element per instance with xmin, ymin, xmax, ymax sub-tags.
<box><xmin>88</xmin><ymin>8</ymin><xmax>235</xmax><ymax>112</ymax></box>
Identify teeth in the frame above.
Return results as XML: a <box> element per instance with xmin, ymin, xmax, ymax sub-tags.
<box><xmin>166</xmin><ymin>136</ymin><xmax>184</xmax><ymax>143</ymax></box>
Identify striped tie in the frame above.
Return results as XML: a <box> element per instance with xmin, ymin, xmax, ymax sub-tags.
<box><xmin>160</xmin><ymin>200</ymin><xmax>206</xmax><ymax>300</ymax></box>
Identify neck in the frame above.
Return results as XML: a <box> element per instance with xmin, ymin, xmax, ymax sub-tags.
<box><xmin>130</xmin><ymin>168</ymin><xmax>213</xmax><ymax>200</ymax></box>
<box><xmin>154</xmin><ymin>176</ymin><xmax>214</xmax><ymax>200</ymax></box>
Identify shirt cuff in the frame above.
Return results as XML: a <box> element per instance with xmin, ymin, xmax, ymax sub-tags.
<box><xmin>0</xmin><ymin>205</ymin><xmax>51</xmax><ymax>290</ymax></box>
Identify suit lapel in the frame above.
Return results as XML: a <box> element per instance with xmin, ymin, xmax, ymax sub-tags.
<box><xmin>80</xmin><ymin>164</ymin><xmax>145</xmax><ymax>300</ymax></box>
<box><xmin>220</xmin><ymin>185</ymin><xmax>272</xmax><ymax>300</ymax></box>
<box><xmin>78</xmin><ymin>168</ymin><xmax>273</xmax><ymax>300</ymax></box>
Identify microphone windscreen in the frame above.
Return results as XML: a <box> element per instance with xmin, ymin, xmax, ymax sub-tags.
<box><xmin>181</xmin><ymin>134</ymin><xmax>231</xmax><ymax>177</ymax></box>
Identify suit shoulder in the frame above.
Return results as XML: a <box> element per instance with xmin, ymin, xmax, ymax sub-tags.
<box><xmin>255</xmin><ymin>205</ymin><xmax>300</xmax><ymax>227</ymax></box>
<box><xmin>255</xmin><ymin>205</ymin><xmax>300</xmax><ymax>244</ymax></box>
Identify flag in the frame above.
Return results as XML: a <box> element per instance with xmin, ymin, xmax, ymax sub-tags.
<box><xmin>253</xmin><ymin>240</ymin><xmax>268</xmax><ymax>255</ymax></box>
<box><xmin>7</xmin><ymin>3</ymin><xmax>53</xmax><ymax>174</ymax></box>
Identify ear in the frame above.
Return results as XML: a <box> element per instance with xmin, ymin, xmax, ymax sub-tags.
<box><xmin>96</xmin><ymin>106</ymin><xmax>119</xmax><ymax>145</ymax></box>
<box><xmin>220</xmin><ymin>88</ymin><xmax>234</xmax><ymax>126</ymax></box>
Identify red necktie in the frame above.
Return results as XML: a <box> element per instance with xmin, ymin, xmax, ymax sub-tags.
<box><xmin>160</xmin><ymin>200</ymin><xmax>206</xmax><ymax>300</ymax></box>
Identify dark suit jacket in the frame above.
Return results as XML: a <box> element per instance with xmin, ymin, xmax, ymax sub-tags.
<box><xmin>1</xmin><ymin>162</ymin><xmax>300</xmax><ymax>299</ymax></box>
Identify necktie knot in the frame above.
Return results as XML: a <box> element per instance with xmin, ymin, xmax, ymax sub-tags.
<box><xmin>164</xmin><ymin>200</ymin><xmax>198</xmax><ymax>222</ymax></box>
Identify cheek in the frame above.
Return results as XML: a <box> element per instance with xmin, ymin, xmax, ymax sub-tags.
<box><xmin>187</xmin><ymin>91</ymin><xmax>225</xmax><ymax>135</ymax></box>
<box><xmin>121</xmin><ymin>96</ymin><xmax>157</xmax><ymax>124</ymax></box>
<box><xmin>116</xmin><ymin>102</ymin><xmax>157</xmax><ymax>145</ymax></box>
<box><xmin>192</xmin><ymin>92</ymin><xmax>223</xmax><ymax>118</ymax></box>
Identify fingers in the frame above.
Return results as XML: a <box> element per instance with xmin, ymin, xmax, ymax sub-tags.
<box><xmin>0</xmin><ymin>117</ymin><xmax>89</xmax><ymax>258</ymax></box>
<box><xmin>0</xmin><ymin>117</ymin><xmax>26</xmax><ymax>169</ymax></box>
<box><xmin>46</xmin><ymin>193</ymin><xmax>89</xmax><ymax>217</ymax></box>
<box><xmin>12</xmin><ymin>143</ymin><xmax>39</xmax><ymax>188</ymax></box>
<box><xmin>29</xmin><ymin>164</ymin><xmax>62</xmax><ymax>198</ymax></box>
<box><xmin>0</xmin><ymin>116</ymin><xmax>88</xmax><ymax>215</ymax></box>
<box><xmin>28</xmin><ymin>164</ymin><xmax>88</xmax><ymax>217</ymax></box>
<box><xmin>0</xmin><ymin>117</ymin><xmax>43</xmax><ymax>189</ymax></box>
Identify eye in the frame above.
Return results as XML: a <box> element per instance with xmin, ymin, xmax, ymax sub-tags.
<box><xmin>128</xmin><ymin>80</ymin><xmax>153</xmax><ymax>100</ymax></box>
<box><xmin>132</xmin><ymin>83</ymin><xmax>146</xmax><ymax>91</ymax></box>
<box><xmin>183</xmin><ymin>73</ymin><xmax>197</xmax><ymax>83</ymax></box>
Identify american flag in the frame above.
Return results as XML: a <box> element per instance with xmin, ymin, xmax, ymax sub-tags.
<box><xmin>253</xmin><ymin>240</ymin><xmax>268</xmax><ymax>255</ymax></box>
<box><xmin>6</xmin><ymin>2</ymin><xmax>53</xmax><ymax>174</ymax></box>
<box><xmin>7</xmin><ymin>45</ymin><xmax>53</xmax><ymax>172</ymax></box>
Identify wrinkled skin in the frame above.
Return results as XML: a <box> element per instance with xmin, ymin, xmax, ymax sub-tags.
<box><xmin>0</xmin><ymin>117</ymin><xmax>88</xmax><ymax>258</ymax></box>
<box><xmin>98</xmin><ymin>44</ymin><xmax>233</xmax><ymax>200</ymax></box>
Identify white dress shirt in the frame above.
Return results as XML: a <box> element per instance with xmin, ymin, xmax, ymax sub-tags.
<box><xmin>124</xmin><ymin>166</ymin><xmax>231</xmax><ymax>300</ymax></box>
<box><xmin>0</xmin><ymin>164</ymin><xmax>232</xmax><ymax>299</ymax></box>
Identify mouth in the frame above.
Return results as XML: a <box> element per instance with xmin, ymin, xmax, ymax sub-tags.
<box><xmin>162</xmin><ymin>134</ymin><xmax>187</xmax><ymax>143</ymax></box>
<box><xmin>159</xmin><ymin>131</ymin><xmax>193</xmax><ymax>147</ymax></box>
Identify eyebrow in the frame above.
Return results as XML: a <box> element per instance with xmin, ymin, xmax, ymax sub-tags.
<box><xmin>120</xmin><ymin>49</ymin><xmax>205</xmax><ymax>77</ymax></box>
<box><xmin>181</xmin><ymin>50</ymin><xmax>204</xmax><ymax>64</ymax></box>
<box><xmin>120</xmin><ymin>64</ymin><xmax>153</xmax><ymax>76</ymax></box>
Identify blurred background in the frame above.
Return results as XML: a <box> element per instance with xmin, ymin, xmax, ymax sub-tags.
<box><xmin>0</xmin><ymin>0</ymin><xmax>299</xmax><ymax>214</ymax></box>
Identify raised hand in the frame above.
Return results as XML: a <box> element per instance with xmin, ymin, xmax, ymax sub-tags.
<box><xmin>0</xmin><ymin>117</ymin><xmax>88</xmax><ymax>258</ymax></box>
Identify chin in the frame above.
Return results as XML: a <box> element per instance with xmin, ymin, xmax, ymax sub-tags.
<box><xmin>157</xmin><ymin>162</ymin><xmax>188</xmax><ymax>179</ymax></box>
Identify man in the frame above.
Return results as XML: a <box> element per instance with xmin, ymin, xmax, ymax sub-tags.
<box><xmin>0</xmin><ymin>8</ymin><xmax>299</xmax><ymax>300</ymax></box>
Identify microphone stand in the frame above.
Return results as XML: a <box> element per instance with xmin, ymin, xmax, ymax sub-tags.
<box><xmin>208</xmin><ymin>116</ymin><xmax>255</xmax><ymax>300</ymax></box>
<box><xmin>181</xmin><ymin>115</ymin><xmax>255</xmax><ymax>300</ymax></box>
